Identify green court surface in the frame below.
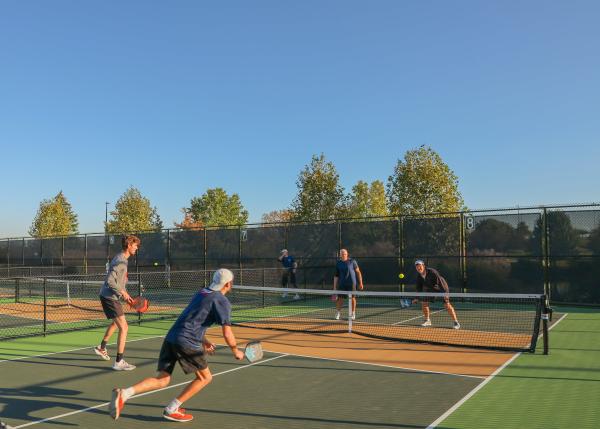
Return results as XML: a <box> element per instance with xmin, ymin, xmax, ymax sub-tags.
<box><xmin>0</xmin><ymin>307</ymin><xmax>598</xmax><ymax>429</ymax></box>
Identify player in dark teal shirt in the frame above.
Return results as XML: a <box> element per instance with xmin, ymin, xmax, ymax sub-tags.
<box><xmin>333</xmin><ymin>249</ymin><xmax>363</xmax><ymax>320</ymax></box>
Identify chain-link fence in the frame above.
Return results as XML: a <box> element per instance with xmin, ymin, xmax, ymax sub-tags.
<box><xmin>1</xmin><ymin>204</ymin><xmax>599</xmax><ymax>304</ymax></box>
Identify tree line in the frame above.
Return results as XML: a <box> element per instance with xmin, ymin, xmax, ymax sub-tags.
<box><xmin>28</xmin><ymin>146</ymin><xmax>464</xmax><ymax>237</ymax></box>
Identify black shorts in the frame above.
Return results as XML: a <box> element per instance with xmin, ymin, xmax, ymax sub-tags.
<box><xmin>157</xmin><ymin>340</ymin><xmax>208</xmax><ymax>375</ymax></box>
<box><xmin>337</xmin><ymin>283</ymin><xmax>355</xmax><ymax>292</ymax></box>
<box><xmin>421</xmin><ymin>295</ymin><xmax>450</xmax><ymax>304</ymax></box>
<box><xmin>100</xmin><ymin>296</ymin><xmax>124</xmax><ymax>319</ymax></box>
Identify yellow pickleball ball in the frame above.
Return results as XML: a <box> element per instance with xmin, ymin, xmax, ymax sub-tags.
<box><xmin>399</xmin><ymin>273</ymin><xmax>405</xmax><ymax>279</ymax></box>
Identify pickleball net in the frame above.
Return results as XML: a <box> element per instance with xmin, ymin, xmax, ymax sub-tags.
<box><xmin>228</xmin><ymin>285</ymin><xmax>547</xmax><ymax>352</ymax></box>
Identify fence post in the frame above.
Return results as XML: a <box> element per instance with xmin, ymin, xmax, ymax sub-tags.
<box><xmin>542</xmin><ymin>208</ymin><xmax>550</xmax><ymax>299</ymax></box>
<box><xmin>398</xmin><ymin>217</ymin><xmax>404</xmax><ymax>293</ymax></box>
<box><xmin>84</xmin><ymin>234</ymin><xmax>88</xmax><ymax>275</ymax></box>
<box><xmin>460</xmin><ymin>213</ymin><xmax>467</xmax><ymax>293</ymax></box>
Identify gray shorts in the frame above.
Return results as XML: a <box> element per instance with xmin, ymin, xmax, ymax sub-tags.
<box><xmin>99</xmin><ymin>296</ymin><xmax>124</xmax><ymax>319</ymax></box>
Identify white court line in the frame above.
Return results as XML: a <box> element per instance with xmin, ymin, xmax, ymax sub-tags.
<box><xmin>426</xmin><ymin>312</ymin><xmax>569</xmax><ymax>429</ymax></box>
<box><xmin>11</xmin><ymin>353</ymin><xmax>288</xmax><ymax>428</ymax></box>
<box><xmin>0</xmin><ymin>335</ymin><xmax>167</xmax><ymax>364</ymax></box>
<box><xmin>392</xmin><ymin>308</ymin><xmax>444</xmax><ymax>325</ymax></box>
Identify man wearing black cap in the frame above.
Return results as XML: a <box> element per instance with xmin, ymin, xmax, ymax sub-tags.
<box><xmin>414</xmin><ymin>260</ymin><xmax>460</xmax><ymax>329</ymax></box>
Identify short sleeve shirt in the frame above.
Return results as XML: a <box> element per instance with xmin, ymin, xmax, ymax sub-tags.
<box><xmin>335</xmin><ymin>259</ymin><xmax>359</xmax><ymax>289</ymax></box>
<box><xmin>165</xmin><ymin>289</ymin><xmax>232</xmax><ymax>350</ymax></box>
<box><xmin>280</xmin><ymin>255</ymin><xmax>295</xmax><ymax>269</ymax></box>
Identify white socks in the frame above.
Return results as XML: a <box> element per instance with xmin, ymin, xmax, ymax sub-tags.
<box><xmin>165</xmin><ymin>398</ymin><xmax>182</xmax><ymax>413</ymax></box>
<box><xmin>122</xmin><ymin>387</ymin><xmax>135</xmax><ymax>401</ymax></box>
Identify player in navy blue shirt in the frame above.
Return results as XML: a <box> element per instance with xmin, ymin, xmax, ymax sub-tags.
<box><xmin>278</xmin><ymin>249</ymin><xmax>300</xmax><ymax>299</ymax></box>
<box><xmin>333</xmin><ymin>249</ymin><xmax>364</xmax><ymax>320</ymax></box>
<box><xmin>110</xmin><ymin>268</ymin><xmax>244</xmax><ymax>423</ymax></box>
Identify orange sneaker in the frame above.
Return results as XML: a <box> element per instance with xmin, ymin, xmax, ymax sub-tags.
<box><xmin>109</xmin><ymin>388</ymin><xmax>124</xmax><ymax>420</ymax></box>
<box><xmin>163</xmin><ymin>408</ymin><xmax>193</xmax><ymax>422</ymax></box>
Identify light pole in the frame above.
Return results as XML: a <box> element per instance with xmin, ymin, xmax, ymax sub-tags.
<box><xmin>105</xmin><ymin>202</ymin><xmax>110</xmax><ymax>267</ymax></box>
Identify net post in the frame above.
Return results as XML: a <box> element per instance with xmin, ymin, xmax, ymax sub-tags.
<box><xmin>66</xmin><ymin>281</ymin><xmax>71</xmax><ymax>307</ymax></box>
<box><xmin>542</xmin><ymin>295</ymin><xmax>551</xmax><ymax>355</ymax></box>
<box><xmin>348</xmin><ymin>292</ymin><xmax>353</xmax><ymax>333</ymax></box>
<box><xmin>138</xmin><ymin>273</ymin><xmax>143</xmax><ymax>325</ymax></box>
<box><xmin>15</xmin><ymin>278</ymin><xmax>20</xmax><ymax>303</ymax></box>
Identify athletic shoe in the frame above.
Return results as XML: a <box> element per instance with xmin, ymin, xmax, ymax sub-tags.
<box><xmin>112</xmin><ymin>360</ymin><xmax>136</xmax><ymax>371</ymax></box>
<box><xmin>109</xmin><ymin>388</ymin><xmax>124</xmax><ymax>420</ymax></box>
<box><xmin>281</xmin><ymin>292</ymin><xmax>288</xmax><ymax>298</ymax></box>
<box><xmin>421</xmin><ymin>319</ymin><xmax>432</xmax><ymax>327</ymax></box>
<box><xmin>94</xmin><ymin>346</ymin><xmax>110</xmax><ymax>361</ymax></box>
<box><xmin>334</xmin><ymin>311</ymin><xmax>340</xmax><ymax>320</ymax></box>
<box><xmin>293</xmin><ymin>294</ymin><xmax>300</xmax><ymax>300</ymax></box>
<box><xmin>351</xmin><ymin>312</ymin><xmax>356</xmax><ymax>320</ymax></box>
<box><xmin>453</xmin><ymin>321</ymin><xmax>461</xmax><ymax>330</ymax></box>
<box><xmin>163</xmin><ymin>408</ymin><xmax>194</xmax><ymax>422</ymax></box>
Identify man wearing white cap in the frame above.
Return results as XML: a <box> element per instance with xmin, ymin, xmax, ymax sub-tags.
<box><xmin>109</xmin><ymin>268</ymin><xmax>244</xmax><ymax>423</ymax></box>
<box><xmin>414</xmin><ymin>260</ymin><xmax>460</xmax><ymax>329</ymax></box>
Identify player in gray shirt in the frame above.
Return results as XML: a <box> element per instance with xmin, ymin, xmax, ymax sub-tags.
<box><xmin>94</xmin><ymin>235</ymin><xmax>141</xmax><ymax>370</ymax></box>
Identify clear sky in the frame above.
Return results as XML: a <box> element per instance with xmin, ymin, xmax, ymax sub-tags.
<box><xmin>1</xmin><ymin>1</ymin><xmax>598</xmax><ymax>238</ymax></box>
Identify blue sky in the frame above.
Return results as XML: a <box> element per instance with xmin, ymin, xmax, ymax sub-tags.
<box><xmin>1</xmin><ymin>1</ymin><xmax>598</xmax><ymax>238</ymax></box>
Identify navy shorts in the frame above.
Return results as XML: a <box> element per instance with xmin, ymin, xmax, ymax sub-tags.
<box><xmin>157</xmin><ymin>340</ymin><xmax>208</xmax><ymax>375</ymax></box>
<box><xmin>100</xmin><ymin>296</ymin><xmax>124</xmax><ymax>319</ymax></box>
<box><xmin>337</xmin><ymin>283</ymin><xmax>355</xmax><ymax>292</ymax></box>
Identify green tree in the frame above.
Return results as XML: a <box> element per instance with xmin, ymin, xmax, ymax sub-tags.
<box><xmin>29</xmin><ymin>191</ymin><xmax>79</xmax><ymax>237</ymax></box>
<box><xmin>291</xmin><ymin>153</ymin><xmax>345</xmax><ymax>221</ymax></box>
<box><xmin>386</xmin><ymin>145</ymin><xmax>464</xmax><ymax>215</ymax></box>
<box><xmin>345</xmin><ymin>180</ymin><xmax>389</xmax><ymax>219</ymax></box>
<box><xmin>588</xmin><ymin>225</ymin><xmax>600</xmax><ymax>254</ymax></box>
<box><xmin>530</xmin><ymin>211</ymin><xmax>579</xmax><ymax>255</ymax></box>
<box><xmin>106</xmin><ymin>186</ymin><xmax>163</xmax><ymax>233</ymax></box>
<box><xmin>181</xmin><ymin>187</ymin><xmax>249</xmax><ymax>227</ymax></box>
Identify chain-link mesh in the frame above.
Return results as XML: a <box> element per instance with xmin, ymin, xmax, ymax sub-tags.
<box><xmin>1</xmin><ymin>204</ymin><xmax>599</xmax><ymax>306</ymax></box>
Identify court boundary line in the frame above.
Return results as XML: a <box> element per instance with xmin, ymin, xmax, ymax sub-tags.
<box><xmin>11</xmin><ymin>354</ymin><xmax>288</xmax><ymax>429</ymax></box>
<box><xmin>0</xmin><ymin>334</ymin><xmax>167</xmax><ymax>364</ymax></box>
<box><xmin>426</xmin><ymin>312</ymin><xmax>569</xmax><ymax>428</ymax></box>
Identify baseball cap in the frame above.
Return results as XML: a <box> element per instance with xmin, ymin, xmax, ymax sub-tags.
<box><xmin>280</xmin><ymin>249</ymin><xmax>288</xmax><ymax>254</ymax></box>
<box><xmin>414</xmin><ymin>259</ymin><xmax>425</xmax><ymax>266</ymax></box>
<box><xmin>208</xmin><ymin>268</ymin><xmax>234</xmax><ymax>291</ymax></box>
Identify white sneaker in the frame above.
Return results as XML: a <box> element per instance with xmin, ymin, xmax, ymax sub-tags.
<box><xmin>351</xmin><ymin>312</ymin><xmax>356</xmax><ymax>320</ymax></box>
<box><xmin>293</xmin><ymin>294</ymin><xmax>300</xmax><ymax>300</ymax></box>
<box><xmin>113</xmin><ymin>360</ymin><xmax>136</xmax><ymax>371</ymax></box>
<box><xmin>94</xmin><ymin>346</ymin><xmax>110</xmax><ymax>361</ymax></box>
<box><xmin>453</xmin><ymin>321</ymin><xmax>461</xmax><ymax>330</ymax></box>
<box><xmin>421</xmin><ymin>319</ymin><xmax>432</xmax><ymax>327</ymax></box>
<box><xmin>334</xmin><ymin>311</ymin><xmax>340</xmax><ymax>320</ymax></box>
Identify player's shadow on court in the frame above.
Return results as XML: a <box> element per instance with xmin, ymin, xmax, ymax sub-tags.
<box><xmin>126</xmin><ymin>406</ymin><xmax>421</xmax><ymax>428</ymax></box>
<box><xmin>0</xmin><ymin>386</ymin><xmax>83</xmax><ymax>426</ymax></box>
